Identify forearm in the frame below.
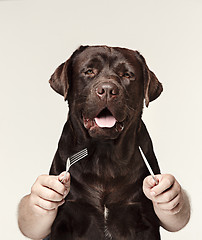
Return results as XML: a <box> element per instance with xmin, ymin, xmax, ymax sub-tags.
<box><xmin>154</xmin><ymin>190</ymin><xmax>191</xmax><ymax>232</ymax></box>
<box><xmin>18</xmin><ymin>194</ymin><xmax>57</xmax><ymax>239</ymax></box>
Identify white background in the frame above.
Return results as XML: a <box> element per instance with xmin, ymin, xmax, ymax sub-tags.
<box><xmin>0</xmin><ymin>0</ymin><xmax>201</xmax><ymax>239</ymax></box>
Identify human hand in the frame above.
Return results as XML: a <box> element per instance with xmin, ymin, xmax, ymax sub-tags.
<box><xmin>143</xmin><ymin>174</ymin><xmax>183</xmax><ymax>215</ymax></box>
<box><xmin>29</xmin><ymin>172</ymin><xmax>70</xmax><ymax>214</ymax></box>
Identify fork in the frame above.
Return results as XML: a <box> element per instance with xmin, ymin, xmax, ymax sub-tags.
<box><xmin>139</xmin><ymin>146</ymin><xmax>158</xmax><ymax>185</ymax></box>
<box><xmin>60</xmin><ymin>148</ymin><xmax>88</xmax><ymax>183</ymax></box>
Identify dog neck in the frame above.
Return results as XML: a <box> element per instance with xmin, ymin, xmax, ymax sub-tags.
<box><xmin>66</xmin><ymin>114</ymin><xmax>142</xmax><ymax>167</ymax></box>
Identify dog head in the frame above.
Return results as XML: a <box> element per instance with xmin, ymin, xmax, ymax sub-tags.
<box><xmin>49</xmin><ymin>46</ymin><xmax>162</xmax><ymax>139</ymax></box>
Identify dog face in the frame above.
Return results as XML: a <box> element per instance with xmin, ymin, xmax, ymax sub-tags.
<box><xmin>49</xmin><ymin>46</ymin><xmax>162</xmax><ymax>139</ymax></box>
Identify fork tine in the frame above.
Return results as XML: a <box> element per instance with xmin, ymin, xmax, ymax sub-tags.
<box><xmin>70</xmin><ymin>148</ymin><xmax>87</xmax><ymax>158</ymax></box>
<box><xmin>70</xmin><ymin>153</ymin><xmax>88</xmax><ymax>163</ymax></box>
<box><xmin>60</xmin><ymin>149</ymin><xmax>88</xmax><ymax>183</ymax></box>
<box><xmin>70</xmin><ymin>153</ymin><xmax>88</xmax><ymax>165</ymax></box>
<box><xmin>70</xmin><ymin>157</ymin><xmax>85</xmax><ymax>167</ymax></box>
<box><xmin>70</xmin><ymin>155</ymin><xmax>87</xmax><ymax>166</ymax></box>
<box><xmin>70</xmin><ymin>149</ymin><xmax>88</xmax><ymax>161</ymax></box>
<box><xmin>70</xmin><ymin>155</ymin><xmax>87</xmax><ymax>164</ymax></box>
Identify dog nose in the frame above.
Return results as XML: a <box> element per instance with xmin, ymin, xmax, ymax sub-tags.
<box><xmin>96</xmin><ymin>82</ymin><xmax>119</xmax><ymax>100</ymax></box>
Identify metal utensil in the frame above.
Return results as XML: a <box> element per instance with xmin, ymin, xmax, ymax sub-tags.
<box><xmin>60</xmin><ymin>148</ymin><xmax>88</xmax><ymax>182</ymax></box>
<box><xmin>139</xmin><ymin>146</ymin><xmax>158</xmax><ymax>185</ymax></box>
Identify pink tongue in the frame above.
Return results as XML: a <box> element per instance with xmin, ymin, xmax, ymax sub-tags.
<box><xmin>95</xmin><ymin>115</ymin><xmax>116</xmax><ymax>128</ymax></box>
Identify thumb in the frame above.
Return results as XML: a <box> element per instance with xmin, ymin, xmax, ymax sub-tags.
<box><xmin>58</xmin><ymin>171</ymin><xmax>71</xmax><ymax>189</ymax></box>
<box><xmin>143</xmin><ymin>175</ymin><xmax>157</xmax><ymax>200</ymax></box>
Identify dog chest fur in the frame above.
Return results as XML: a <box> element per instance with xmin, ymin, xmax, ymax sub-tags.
<box><xmin>49</xmin><ymin>45</ymin><xmax>162</xmax><ymax>239</ymax></box>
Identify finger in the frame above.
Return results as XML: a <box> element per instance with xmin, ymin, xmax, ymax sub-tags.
<box><xmin>36</xmin><ymin>184</ymin><xmax>64</xmax><ymax>202</ymax></box>
<box><xmin>143</xmin><ymin>175</ymin><xmax>158</xmax><ymax>200</ymax></box>
<box><xmin>58</xmin><ymin>172</ymin><xmax>70</xmax><ymax>198</ymax></box>
<box><xmin>59</xmin><ymin>172</ymin><xmax>70</xmax><ymax>187</ymax></box>
<box><xmin>156</xmin><ymin>193</ymin><xmax>181</xmax><ymax>211</ymax></box>
<box><xmin>35</xmin><ymin>197</ymin><xmax>65</xmax><ymax>211</ymax></box>
<box><xmin>58</xmin><ymin>171</ymin><xmax>66</xmax><ymax>181</ymax></box>
<box><xmin>151</xmin><ymin>174</ymin><xmax>175</xmax><ymax>196</ymax></box>
<box><xmin>143</xmin><ymin>175</ymin><xmax>157</xmax><ymax>189</ymax></box>
<box><xmin>154</xmin><ymin>180</ymin><xmax>181</xmax><ymax>203</ymax></box>
<box><xmin>38</xmin><ymin>175</ymin><xmax>67</xmax><ymax>196</ymax></box>
<box><xmin>156</xmin><ymin>201</ymin><xmax>183</xmax><ymax>215</ymax></box>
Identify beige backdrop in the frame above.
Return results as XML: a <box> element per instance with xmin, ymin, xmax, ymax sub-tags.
<box><xmin>0</xmin><ymin>0</ymin><xmax>201</xmax><ymax>239</ymax></box>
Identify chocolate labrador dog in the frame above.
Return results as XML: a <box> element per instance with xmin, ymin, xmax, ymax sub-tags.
<box><xmin>49</xmin><ymin>45</ymin><xmax>163</xmax><ymax>239</ymax></box>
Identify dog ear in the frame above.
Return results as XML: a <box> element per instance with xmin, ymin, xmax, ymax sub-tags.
<box><xmin>135</xmin><ymin>51</ymin><xmax>163</xmax><ymax>107</ymax></box>
<box><xmin>49</xmin><ymin>46</ymin><xmax>89</xmax><ymax>101</ymax></box>
<box><xmin>49</xmin><ymin>60</ymin><xmax>70</xmax><ymax>101</ymax></box>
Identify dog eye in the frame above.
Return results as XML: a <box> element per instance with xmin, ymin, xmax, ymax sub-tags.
<box><xmin>85</xmin><ymin>69</ymin><xmax>94</xmax><ymax>75</ymax></box>
<box><xmin>122</xmin><ymin>72</ymin><xmax>131</xmax><ymax>78</ymax></box>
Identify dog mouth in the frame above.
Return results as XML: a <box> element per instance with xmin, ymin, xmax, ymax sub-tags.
<box><xmin>95</xmin><ymin>108</ymin><xmax>116</xmax><ymax>128</ymax></box>
<box><xmin>83</xmin><ymin>108</ymin><xmax>124</xmax><ymax>132</ymax></box>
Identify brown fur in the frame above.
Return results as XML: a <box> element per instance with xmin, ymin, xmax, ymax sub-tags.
<box><xmin>49</xmin><ymin>46</ymin><xmax>162</xmax><ymax>239</ymax></box>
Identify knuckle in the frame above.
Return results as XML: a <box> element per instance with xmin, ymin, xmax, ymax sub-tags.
<box><xmin>34</xmin><ymin>175</ymin><xmax>46</xmax><ymax>187</ymax></box>
<box><xmin>165</xmin><ymin>177</ymin><xmax>172</xmax><ymax>187</ymax></box>
<box><xmin>176</xmin><ymin>183</ymin><xmax>181</xmax><ymax>193</ymax></box>
<box><xmin>165</xmin><ymin>173</ymin><xmax>174</xmax><ymax>181</ymax></box>
<box><xmin>31</xmin><ymin>184</ymin><xmax>37</xmax><ymax>194</ymax></box>
<box><xmin>29</xmin><ymin>193</ymin><xmax>37</xmax><ymax>205</ymax></box>
<box><xmin>166</xmin><ymin>173</ymin><xmax>174</xmax><ymax>179</ymax></box>
<box><xmin>36</xmin><ymin>174</ymin><xmax>44</xmax><ymax>182</ymax></box>
<box><xmin>35</xmin><ymin>176</ymin><xmax>41</xmax><ymax>182</ymax></box>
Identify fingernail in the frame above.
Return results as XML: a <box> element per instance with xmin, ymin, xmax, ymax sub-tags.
<box><xmin>151</xmin><ymin>191</ymin><xmax>156</xmax><ymax>196</ymax></box>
